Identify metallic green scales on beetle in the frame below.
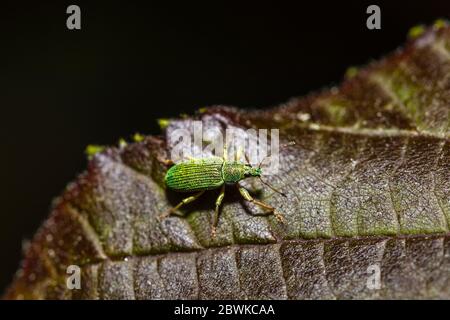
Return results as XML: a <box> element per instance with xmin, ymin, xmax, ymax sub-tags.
<box><xmin>165</xmin><ymin>157</ymin><xmax>262</xmax><ymax>191</ymax></box>
<box><xmin>162</xmin><ymin>149</ymin><xmax>288</xmax><ymax>237</ymax></box>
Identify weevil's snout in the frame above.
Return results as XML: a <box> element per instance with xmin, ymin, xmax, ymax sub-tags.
<box><xmin>244</xmin><ymin>165</ymin><xmax>262</xmax><ymax>177</ymax></box>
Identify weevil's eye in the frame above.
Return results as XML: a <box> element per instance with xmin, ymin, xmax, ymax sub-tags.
<box><xmin>247</xmin><ymin>167</ymin><xmax>261</xmax><ymax>177</ymax></box>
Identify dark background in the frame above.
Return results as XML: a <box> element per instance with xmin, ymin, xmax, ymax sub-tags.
<box><xmin>0</xmin><ymin>1</ymin><xmax>448</xmax><ymax>293</ymax></box>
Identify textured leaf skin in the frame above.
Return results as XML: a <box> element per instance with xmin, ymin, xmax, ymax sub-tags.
<box><xmin>4</xmin><ymin>24</ymin><xmax>450</xmax><ymax>300</ymax></box>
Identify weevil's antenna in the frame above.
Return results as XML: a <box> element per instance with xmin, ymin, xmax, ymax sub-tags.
<box><xmin>258</xmin><ymin>176</ymin><xmax>287</xmax><ymax>197</ymax></box>
<box><xmin>256</xmin><ymin>141</ymin><xmax>295</xmax><ymax>198</ymax></box>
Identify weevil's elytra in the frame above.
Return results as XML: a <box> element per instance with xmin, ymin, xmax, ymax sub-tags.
<box><xmin>165</xmin><ymin>157</ymin><xmax>224</xmax><ymax>192</ymax></box>
<box><xmin>162</xmin><ymin>145</ymin><xmax>287</xmax><ymax>237</ymax></box>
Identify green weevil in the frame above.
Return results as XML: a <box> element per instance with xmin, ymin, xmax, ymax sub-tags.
<box><xmin>161</xmin><ymin>144</ymin><xmax>290</xmax><ymax>236</ymax></box>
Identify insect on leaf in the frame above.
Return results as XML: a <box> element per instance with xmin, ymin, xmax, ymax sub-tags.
<box><xmin>4</xmin><ymin>23</ymin><xmax>450</xmax><ymax>299</ymax></box>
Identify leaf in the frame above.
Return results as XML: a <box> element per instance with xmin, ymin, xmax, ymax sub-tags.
<box><xmin>4</xmin><ymin>23</ymin><xmax>450</xmax><ymax>300</ymax></box>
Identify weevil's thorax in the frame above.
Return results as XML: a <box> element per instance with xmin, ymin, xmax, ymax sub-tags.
<box><xmin>222</xmin><ymin>161</ymin><xmax>261</xmax><ymax>184</ymax></box>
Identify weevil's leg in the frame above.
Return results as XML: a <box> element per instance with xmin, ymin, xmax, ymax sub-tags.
<box><xmin>237</xmin><ymin>185</ymin><xmax>284</xmax><ymax>223</ymax></box>
<box><xmin>211</xmin><ymin>185</ymin><xmax>225</xmax><ymax>237</ymax></box>
<box><xmin>244</xmin><ymin>149</ymin><xmax>250</xmax><ymax>164</ymax></box>
<box><xmin>160</xmin><ymin>191</ymin><xmax>205</xmax><ymax>219</ymax></box>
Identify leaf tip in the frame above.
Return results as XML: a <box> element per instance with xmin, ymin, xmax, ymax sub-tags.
<box><xmin>157</xmin><ymin>118</ymin><xmax>171</xmax><ymax>130</ymax></box>
<box><xmin>408</xmin><ymin>24</ymin><xmax>426</xmax><ymax>39</ymax></box>
<box><xmin>85</xmin><ymin>144</ymin><xmax>105</xmax><ymax>159</ymax></box>
<box><xmin>133</xmin><ymin>133</ymin><xmax>145</xmax><ymax>142</ymax></box>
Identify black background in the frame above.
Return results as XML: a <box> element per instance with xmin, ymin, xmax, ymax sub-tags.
<box><xmin>0</xmin><ymin>1</ymin><xmax>448</xmax><ymax>293</ymax></box>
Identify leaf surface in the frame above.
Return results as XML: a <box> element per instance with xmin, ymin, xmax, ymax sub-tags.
<box><xmin>5</xmin><ymin>24</ymin><xmax>450</xmax><ymax>300</ymax></box>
